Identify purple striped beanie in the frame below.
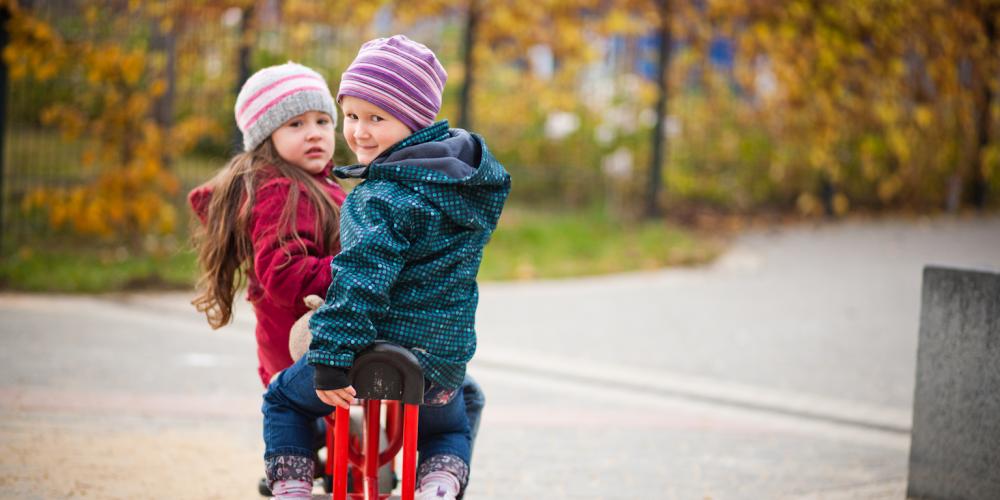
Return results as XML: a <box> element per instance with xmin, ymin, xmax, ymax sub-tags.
<box><xmin>337</xmin><ymin>35</ymin><xmax>447</xmax><ymax>132</ymax></box>
<box><xmin>234</xmin><ymin>62</ymin><xmax>336</xmax><ymax>151</ymax></box>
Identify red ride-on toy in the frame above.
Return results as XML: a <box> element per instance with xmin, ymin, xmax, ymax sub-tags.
<box><xmin>325</xmin><ymin>341</ymin><xmax>424</xmax><ymax>500</ymax></box>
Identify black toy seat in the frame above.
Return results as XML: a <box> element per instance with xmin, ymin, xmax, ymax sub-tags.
<box><xmin>349</xmin><ymin>341</ymin><xmax>424</xmax><ymax>405</ymax></box>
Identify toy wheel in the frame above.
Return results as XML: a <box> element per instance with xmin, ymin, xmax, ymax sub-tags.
<box><xmin>258</xmin><ymin>477</ymin><xmax>273</xmax><ymax>497</ymax></box>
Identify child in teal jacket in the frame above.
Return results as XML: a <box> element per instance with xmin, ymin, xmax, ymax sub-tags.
<box><xmin>262</xmin><ymin>35</ymin><xmax>510</xmax><ymax>500</ymax></box>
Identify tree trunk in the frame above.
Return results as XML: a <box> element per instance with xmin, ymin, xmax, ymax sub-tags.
<box><xmin>151</xmin><ymin>18</ymin><xmax>176</xmax><ymax>168</ymax></box>
<box><xmin>646</xmin><ymin>0</ymin><xmax>671</xmax><ymax>218</ymax></box>
<box><xmin>457</xmin><ymin>0</ymin><xmax>480</xmax><ymax>130</ymax></box>
<box><xmin>0</xmin><ymin>6</ymin><xmax>9</xmax><ymax>255</ymax></box>
<box><xmin>233</xmin><ymin>6</ymin><xmax>254</xmax><ymax>154</ymax></box>
<box><xmin>968</xmin><ymin>5</ymin><xmax>996</xmax><ymax>210</ymax></box>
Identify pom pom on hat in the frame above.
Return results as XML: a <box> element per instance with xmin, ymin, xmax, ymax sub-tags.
<box><xmin>235</xmin><ymin>62</ymin><xmax>336</xmax><ymax>151</ymax></box>
<box><xmin>337</xmin><ymin>35</ymin><xmax>447</xmax><ymax>132</ymax></box>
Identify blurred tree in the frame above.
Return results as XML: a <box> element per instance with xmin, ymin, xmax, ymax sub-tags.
<box><xmin>714</xmin><ymin>0</ymin><xmax>999</xmax><ymax>214</ymax></box>
<box><xmin>646</xmin><ymin>0</ymin><xmax>671</xmax><ymax>218</ymax></box>
<box><xmin>4</xmin><ymin>0</ymin><xmax>996</xmax><ymax>250</ymax></box>
<box><xmin>969</xmin><ymin>1</ymin><xmax>998</xmax><ymax>209</ymax></box>
<box><xmin>5</xmin><ymin>1</ymin><xmax>226</xmax><ymax>248</ymax></box>
<box><xmin>587</xmin><ymin>0</ymin><xmax>718</xmax><ymax>217</ymax></box>
<box><xmin>393</xmin><ymin>0</ymin><xmax>608</xmax><ymax>128</ymax></box>
<box><xmin>457</xmin><ymin>0</ymin><xmax>479</xmax><ymax>130</ymax></box>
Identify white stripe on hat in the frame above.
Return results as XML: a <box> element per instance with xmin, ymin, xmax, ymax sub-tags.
<box><xmin>238</xmin><ymin>77</ymin><xmax>327</xmax><ymax>129</ymax></box>
<box><xmin>242</xmin><ymin>86</ymin><xmax>330</xmax><ymax>131</ymax></box>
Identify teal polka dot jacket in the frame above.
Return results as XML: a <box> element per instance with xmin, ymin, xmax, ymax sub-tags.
<box><xmin>308</xmin><ymin>121</ymin><xmax>511</xmax><ymax>390</ymax></box>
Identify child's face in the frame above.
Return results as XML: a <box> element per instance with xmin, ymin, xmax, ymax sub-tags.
<box><xmin>271</xmin><ymin>110</ymin><xmax>336</xmax><ymax>175</ymax></box>
<box><xmin>340</xmin><ymin>96</ymin><xmax>413</xmax><ymax>165</ymax></box>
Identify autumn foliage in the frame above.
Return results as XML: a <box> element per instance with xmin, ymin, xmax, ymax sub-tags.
<box><xmin>3</xmin><ymin>0</ymin><xmax>997</xmax><ymax>249</ymax></box>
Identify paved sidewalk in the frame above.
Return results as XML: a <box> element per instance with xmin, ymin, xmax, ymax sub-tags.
<box><xmin>2</xmin><ymin>214</ymin><xmax>998</xmax><ymax>498</ymax></box>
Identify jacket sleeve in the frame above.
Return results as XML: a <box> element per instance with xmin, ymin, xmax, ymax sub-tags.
<box><xmin>307</xmin><ymin>193</ymin><xmax>411</xmax><ymax>375</ymax></box>
<box><xmin>250</xmin><ymin>178</ymin><xmax>335</xmax><ymax>310</ymax></box>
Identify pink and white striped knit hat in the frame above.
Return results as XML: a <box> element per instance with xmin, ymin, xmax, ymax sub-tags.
<box><xmin>337</xmin><ymin>35</ymin><xmax>447</xmax><ymax>132</ymax></box>
<box><xmin>234</xmin><ymin>62</ymin><xmax>336</xmax><ymax>151</ymax></box>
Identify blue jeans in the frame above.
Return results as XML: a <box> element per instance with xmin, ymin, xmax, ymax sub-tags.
<box><xmin>462</xmin><ymin>374</ymin><xmax>484</xmax><ymax>457</ymax></box>
<box><xmin>263</xmin><ymin>356</ymin><xmax>472</xmax><ymax>469</ymax></box>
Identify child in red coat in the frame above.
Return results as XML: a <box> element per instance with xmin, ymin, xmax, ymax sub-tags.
<box><xmin>189</xmin><ymin>62</ymin><xmax>346</xmax><ymax>388</ymax></box>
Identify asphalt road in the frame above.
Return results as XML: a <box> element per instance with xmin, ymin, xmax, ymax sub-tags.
<box><xmin>2</xmin><ymin>214</ymin><xmax>998</xmax><ymax>499</ymax></box>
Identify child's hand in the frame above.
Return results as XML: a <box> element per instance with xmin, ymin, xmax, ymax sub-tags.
<box><xmin>316</xmin><ymin>386</ymin><xmax>357</xmax><ymax>410</ymax></box>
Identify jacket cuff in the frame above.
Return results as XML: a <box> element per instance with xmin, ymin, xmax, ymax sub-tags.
<box><xmin>313</xmin><ymin>364</ymin><xmax>350</xmax><ymax>390</ymax></box>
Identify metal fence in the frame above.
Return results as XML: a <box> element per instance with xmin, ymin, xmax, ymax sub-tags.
<box><xmin>0</xmin><ymin>2</ymin><xmax>392</xmax><ymax>254</ymax></box>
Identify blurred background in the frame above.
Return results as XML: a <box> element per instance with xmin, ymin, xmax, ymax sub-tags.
<box><xmin>1</xmin><ymin>3</ymin><xmax>999</xmax><ymax>497</ymax></box>
<box><xmin>1</xmin><ymin>0</ymin><xmax>997</xmax><ymax>291</ymax></box>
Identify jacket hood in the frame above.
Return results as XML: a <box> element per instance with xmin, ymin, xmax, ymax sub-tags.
<box><xmin>335</xmin><ymin>125</ymin><xmax>511</xmax><ymax>231</ymax></box>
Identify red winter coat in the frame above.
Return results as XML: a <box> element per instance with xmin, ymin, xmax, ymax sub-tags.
<box><xmin>189</xmin><ymin>165</ymin><xmax>346</xmax><ymax>386</ymax></box>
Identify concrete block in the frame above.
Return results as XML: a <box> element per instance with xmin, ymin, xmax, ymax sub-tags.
<box><xmin>907</xmin><ymin>266</ymin><xmax>1000</xmax><ymax>499</ymax></box>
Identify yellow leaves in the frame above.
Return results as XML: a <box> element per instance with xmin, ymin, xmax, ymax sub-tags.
<box><xmin>28</xmin><ymin>159</ymin><xmax>181</xmax><ymax>239</ymax></box>
<box><xmin>807</xmin><ymin>147</ymin><xmax>833</xmax><ymax>172</ymax></box>
<box><xmin>3</xmin><ymin>9</ymin><xmax>67</xmax><ymax>82</ymax></box>
<box><xmin>159</xmin><ymin>17</ymin><xmax>174</xmax><ymax>35</ymax></box>
<box><xmin>81</xmin><ymin>43</ymin><xmax>146</xmax><ymax>86</ymax></box>
<box><xmin>149</xmin><ymin>78</ymin><xmax>168</xmax><ymax>98</ymax></box>
<box><xmin>602</xmin><ymin>10</ymin><xmax>642</xmax><ymax>35</ymax></box>
<box><xmin>10</xmin><ymin>6</ymin><xmax>189</xmax><ymax>243</ymax></box>
<box><xmin>877</xmin><ymin>175</ymin><xmax>904</xmax><ymax>203</ymax></box>
<box><xmin>831</xmin><ymin>193</ymin><xmax>850</xmax><ymax>216</ymax></box>
<box><xmin>77</xmin><ymin>147</ymin><xmax>101</xmax><ymax>171</ymax></box>
<box><xmin>914</xmin><ymin>105</ymin><xmax>934</xmax><ymax>129</ymax></box>
<box><xmin>126</xmin><ymin>93</ymin><xmax>152</xmax><ymax>118</ymax></box>
<box><xmin>40</xmin><ymin>105</ymin><xmax>85</xmax><ymax>140</ymax></box>
<box><xmin>490</xmin><ymin>7</ymin><xmax>522</xmax><ymax>39</ymax></box>
<box><xmin>157</xmin><ymin>204</ymin><xmax>178</xmax><ymax>235</ymax></box>
<box><xmin>171</xmin><ymin>117</ymin><xmax>224</xmax><ymax>153</ymax></box>
<box><xmin>795</xmin><ymin>192</ymin><xmax>848</xmax><ymax>217</ymax></box>
<box><xmin>120</xmin><ymin>50</ymin><xmax>145</xmax><ymax>85</ymax></box>
<box><xmin>20</xmin><ymin>188</ymin><xmax>49</xmax><ymax>213</ymax></box>
<box><xmin>84</xmin><ymin>5</ymin><xmax>100</xmax><ymax>25</ymax></box>
<box><xmin>886</xmin><ymin>128</ymin><xmax>911</xmax><ymax>165</ymax></box>
<box><xmin>796</xmin><ymin>192</ymin><xmax>822</xmax><ymax>216</ymax></box>
<box><xmin>290</xmin><ymin>23</ymin><xmax>313</xmax><ymax>47</ymax></box>
<box><xmin>815</xmin><ymin>43</ymin><xmax>839</xmax><ymax>75</ymax></box>
<box><xmin>33</xmin><ymin>58</ymin><xmax>61</xmax><ymax>81</ymax></box>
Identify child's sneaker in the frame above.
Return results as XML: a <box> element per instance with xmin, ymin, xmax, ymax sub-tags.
<box><xmin>265</xmin><ymin>455</ymin><xmax>315</xmax><ymax>499</ymax></box>
<box><xmin>269</xmin><ymin>479</ymin><xmax>312</xmax><ymax>499</ymax></box>
<box><xmin>414</xmin><ymin>470</ymin><xmax>461</xmax><ymax>500</ymax></box>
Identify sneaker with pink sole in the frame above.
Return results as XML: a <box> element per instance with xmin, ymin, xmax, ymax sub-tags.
<box><xmin>414</xmin><ymin>470</ymin><xmax>461</xmax><ymax>500</ymax></box>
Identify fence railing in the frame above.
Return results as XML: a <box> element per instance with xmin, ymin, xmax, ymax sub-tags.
<box><xmin>0</xmin><ymin>3</ymin><xmax>375</xmax><ymax>254</ymax></box>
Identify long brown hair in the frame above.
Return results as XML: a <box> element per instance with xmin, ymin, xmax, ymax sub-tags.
<box><xmin>191</xmin><ymin>138</ymin><xmax>340</xmax><ymax>329</ymax></box>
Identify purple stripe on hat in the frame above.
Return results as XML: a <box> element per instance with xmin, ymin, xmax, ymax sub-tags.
<box><xmin>343</xmin><ymin>72</ymin><xmax>438</xmax><ymax>117</ymax></box>
<box><xmin>369</xmin><ymin>36</ymin><xmax>447</xmax><ymax>88</ymax></box>
<box><xmin>363</xmin><ymin>47</ymin><xmax>444</xmax><ymax>91</ymax></box>
<box><xmin>350</xmin><ymin>59</ymin><xmax>441</xmax><ymax>108</ymax></box>
<box><xmin>338</xmin><ymin>84</ymin><xmax>429</xmax><ymax>131</ymax></box>
<box><xmin>338</xmin><ymin>35</ymin><xmax>447</xmax><ymax>132</ymax></box>
<box><xmin>340</xmin><ymin>81</ymin><xmax>435</xmax><ymax>127</ymax></box>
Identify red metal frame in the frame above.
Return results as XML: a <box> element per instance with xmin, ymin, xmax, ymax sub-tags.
<box><xmin>326</xmin><ymin>400</ymin><xmax>420</xmax><ymax>500</ymax></box>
